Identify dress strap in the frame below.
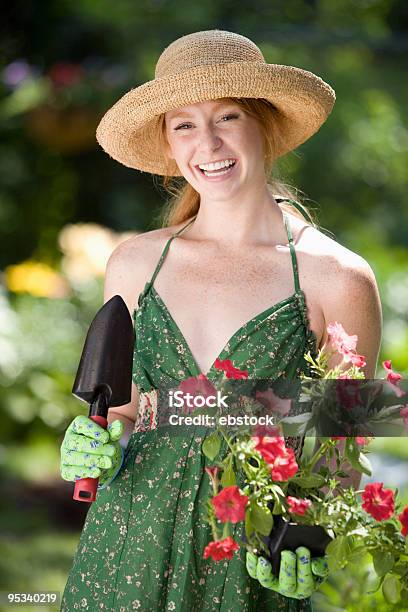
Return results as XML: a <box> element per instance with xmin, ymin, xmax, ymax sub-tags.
<box><xmin>282</xmin><ymin>211</ymin><xmax>301</xmax><ymax>295</ymax></box>
<box><xmin>147</xmin><ymin>215</ymin><xmax>197</xmax><ymax>289</ymax></box>
<box><xmin>275</xmin><ymin>196</ymin><xmax>315</xmax><ymax>226</ymax></box>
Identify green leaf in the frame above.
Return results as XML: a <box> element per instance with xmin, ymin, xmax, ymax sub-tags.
<box><xmin>293</xmin><ymin>473</ymin><xmax>326</xmax><ymax>488</ymax></box>
<box><xmin>220</xmin><ymin>464</ymin><xmax>236</xmax><ymax>487</ymax></box>
<box><xmin>347</xmin><ymin>546</ymin><xmax>367</xmax><ymax>564</ymax></box>
<box><xmin>281</xmin><ymin>413</ymin><xmax>312</xmax><ymax>437</ymax></box>
<box><xmin>382</xmin><ymin>575</ymin><xmax>401</xmax><ymax>604</ymax></box>
<box><xmin>345</xmin><ymin>439</ymin><xmax>360</xmax><ymax>464</ymax></box>
<box><xmin>250</xmin><ymin>504</ymin><xmax>273</xmax><ymax>536</ymax></box>
<box><xmin>357</xmin><ymin>452</ymin><xmax>372</xmax><ymax>476</ymax></box>
<box><xmin>372</xmin><ymin>551</ymin><xmax>395</xmax><ymax>577</ymax></box>
<box><xmin>202</xmin><ymin>432</ymin><xmax>221</xmax><ymax>461</ymax></box>
<box><xmin>326</xmin><ymin>536</ymin><xmax>351</xmax><ymax>571</ymax></box>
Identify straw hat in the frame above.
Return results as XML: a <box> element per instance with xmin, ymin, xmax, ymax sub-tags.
<box><xmin>96</xmin><ymin>29</ymin><xmax>336</xmax><ymax>176</ymax></box>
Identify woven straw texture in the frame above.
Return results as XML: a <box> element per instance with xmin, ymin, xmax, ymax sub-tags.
<box><xmin>96</xmin><ymin>29</ymin><xmax>336</xmax><ymax>175</ymax></box>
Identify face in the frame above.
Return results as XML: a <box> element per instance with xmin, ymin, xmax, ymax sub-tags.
<box><xmin>164</xmin><ymin>99</ymin><xmax>266</xmax><ymax>200</ymax></box>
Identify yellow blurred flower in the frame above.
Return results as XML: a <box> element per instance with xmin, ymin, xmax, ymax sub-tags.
<box><xmin>58</xmin><ymin>223</ymin><xmax>135</xmax><ymax>283</ymax></box>
<box><xmin>5</xmin><ymin>260</ymin><xmax>70</xmax><ymax>297</ymax></box>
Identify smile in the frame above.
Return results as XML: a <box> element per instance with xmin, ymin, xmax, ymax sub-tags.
<box><xmin>196</xmin><ymin>160</ymin><xmax>237</xmax><ymax>181</ymax></box>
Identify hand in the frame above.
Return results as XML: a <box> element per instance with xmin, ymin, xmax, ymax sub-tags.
<box><xmin>246</xmin><ymin>548</ymin><xmax>329</xmax><ymax>600</ymax></box>
<box><xmin>60</xmin><ymin>415</ymin><xmax>125</xmax><ymax>490</ymax></box>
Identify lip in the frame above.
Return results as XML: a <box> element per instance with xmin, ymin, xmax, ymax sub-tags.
<box><xmin>195</xmin><ymin>159</ymin><xmax>238</xmax><ymax>181</ymax></box>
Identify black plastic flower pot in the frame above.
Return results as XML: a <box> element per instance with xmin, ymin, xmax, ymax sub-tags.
<box><xmin>262</xmin><ymin>515</ymin><xmax>333</xmax><ymax>577</ymax></box>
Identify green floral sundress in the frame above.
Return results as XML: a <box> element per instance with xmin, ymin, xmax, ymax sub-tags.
<box><xmin>61</xmin><ymin>198</ymin><xmax>319</xmax><ymax>611</ymax></box>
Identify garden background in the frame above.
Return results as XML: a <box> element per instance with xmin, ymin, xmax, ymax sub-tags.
<box><xmin>1</xmin><ymin>1</ymin><xmax>407</xmax><ymax>610</ymax></box>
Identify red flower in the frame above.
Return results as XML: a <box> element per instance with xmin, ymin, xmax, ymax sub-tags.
<box><xmin>252</xmin><ymin>435</ymin><xmax>299</xmax><ymax>481</ymax></box>
<box><xmin>214</xmin><ymin>358</ymin><xmax>248</xmax><ymax>379</ymax></box>
<box><xmin>211</xmin><ymin>485</ymin><xmax>249</xmax><ymax>523</ymax></box>
<box><xmin>252</xmin><ymin>435</ymin><xmax>286</xmax><ymax>463</ymax></box>
<box><xmin>362</xmin><ymin>482</ymin><xmax>395</xmax><ymax>521</ymax></box>
<box><xmin>269</xmin><ymin>448</ymin><xmax>298</xmax><ymax>481</ymax></box>
<box><xmin>178</xmin><ymin>374</ymin><xmax>217</xmax><ymax>413</ymax></box>
<box><xmin>203</xmin><ymin>536</ymin><xmax>240</xmax><ymax>561</ymax></box>
<box><xmin>287</xmin><ymin>496</ymin><xmax>312</xmax><ymax>516</ymax></box>
<box><xmin>397</xmin><ymin>506</ymin><xmax>408</xmax><ymax>537</ymax></box>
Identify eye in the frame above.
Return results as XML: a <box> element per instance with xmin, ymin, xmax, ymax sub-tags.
<box><xmin>174</xmin><ymin>113</ymin><xmax>239</xmax><ymax>130</ymax></box>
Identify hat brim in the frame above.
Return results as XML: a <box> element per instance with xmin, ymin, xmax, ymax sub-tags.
<box><xmin>96</xmin><ymin>61</ymin><xmax>336</xmax><ymax>175</ymax></box>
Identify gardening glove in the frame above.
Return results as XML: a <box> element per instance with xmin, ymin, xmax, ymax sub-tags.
<box><xmin>246</xmin><ymin>548</ymin><xmax>329</xmax><ymax>600</ymax></box>
<box><xmin>60</xmin><ymin>415</ymin><xmax>125</xmax><ymax>490</ymax></box>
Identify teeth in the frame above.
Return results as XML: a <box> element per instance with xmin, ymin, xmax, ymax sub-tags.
<box><xmin>198</xmin><ymin>159</ymin><xmax>235</xmax><ymax>171</ymax></box>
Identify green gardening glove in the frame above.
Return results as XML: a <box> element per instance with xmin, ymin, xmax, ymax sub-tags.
<box><xmin>246</xmin><ymin>548</ymin><xmax>329</xmax><ymax>600</ymax></box>
<box><xmin>60</xmin><ymin>415</ymin><xmax>125</xmax><ymax>490</ymax></box>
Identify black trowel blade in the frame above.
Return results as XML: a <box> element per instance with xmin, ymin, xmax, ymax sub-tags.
<box><xmin>72</xmin><ymin>295</ymin><xmax>134</xmax><ymax>407</ymax></box>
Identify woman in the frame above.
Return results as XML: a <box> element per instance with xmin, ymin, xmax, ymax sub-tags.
<box><xmin>60</xmin><ymin>30</ymin><xmax>382</xmax><ymax>611</ymax></box>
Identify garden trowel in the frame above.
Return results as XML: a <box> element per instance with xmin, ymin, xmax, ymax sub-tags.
<box><xmin>71</xmin><ymin>295</ymin><xmax>134</xmax><ymax>503</ymax></box>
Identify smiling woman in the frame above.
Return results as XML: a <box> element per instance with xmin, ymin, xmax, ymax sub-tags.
<box><xmin>60</xmin><ymin>28</ymin><xmax>381</xmax><ymax>612</ymax></box>
<box><xmin>156</xmin><ymin>96</ymin><xmax>310</xmax><ymax>228</ymax></box>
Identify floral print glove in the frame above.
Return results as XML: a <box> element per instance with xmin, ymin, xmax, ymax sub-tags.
<box><xmin>60</xmin><ymin>415</ymin><xmax>125</xmax><ymax>490</ymax></box>
<box><xmin>246</xmin><ymin>549</ymin><xmax>329</xmax><ymax>600</ymax></box>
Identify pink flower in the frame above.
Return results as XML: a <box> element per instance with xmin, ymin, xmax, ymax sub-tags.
<box><xmin>327</xmin><ymin>321</ymin><xmax>358</xmax><ymax>353</ymax></box>
<box><xmin>362</xmin><ymin>482</ymin><xmax>395</xmax><ymax>521</ymax></box>
<box><xmin>397</xmin><ymin>506</ymin><xmax>408</xmax><ymax>537</ymax></box>
<box><xmin>211</xmin><ymin>485</ymin><xmax>249</xmax><ymax>523</ymax></box>
<box><xmin>347</xmin><ymin>352</ymin><xmax>367</xmax><ymax>368</ymax></box>
<box><xmin>203</xmin><ymin>536</ymin><xmax>240</xmax><ymax>561</ymax></box>
<box><xmin>327</xmin><ymin>322</ymin><xmax>366</xmax><ymax>367</ymax></box>
<box><xmin>400</xmin><ymin>404</ymin><xmax>408</xmax><ymax>432</ymax></box>
<box><xmin>287</xmin><ymin>496</ymin><xmax>313</xmax><ymax>516</ymax></box>
<box><xmin>355</xmin><ymin>436</ymin><xmax>372</xmax><ymax>446</ymax></box>
<box><xmin>383</xmin><ymin>360</ymin><xmax>406</xmax><ymax>398</ymax></box>
<box><xmin>214</xmin><ymin>358</ymin><xmax>248</xmax><ymax>379</ymax></box>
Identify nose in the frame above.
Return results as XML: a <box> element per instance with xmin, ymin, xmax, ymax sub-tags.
<box><xmin>198</xmin><ymin>125</ymin><xmax>222</xmax><ymax>152</ymax></box>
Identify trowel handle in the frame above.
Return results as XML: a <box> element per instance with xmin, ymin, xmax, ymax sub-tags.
<box><xmin>72</xmin><ymin>415</ymin><xmax>108</xmax><ymax>503</ymax></box>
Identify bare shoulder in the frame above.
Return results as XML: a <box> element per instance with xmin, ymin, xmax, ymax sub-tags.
<box><xmin>290</xmin><ymin>213</ymin><xmax>378</xmax><ymax>285</ymax></box>
<box><xmin>291</xmin><ymin>215</ymin><xmax>382</xmax><ymax>377</ymax></box>
<box><xmin>103</xmin><ymin>219</ymin><xmax>189</xmax><ymax>314</ymax></box>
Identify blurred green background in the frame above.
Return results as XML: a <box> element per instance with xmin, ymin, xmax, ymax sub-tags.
<box><xmin>1</xmin><ymin>1</ymin><xmax>407</xmax><ymax>610</ymax></box>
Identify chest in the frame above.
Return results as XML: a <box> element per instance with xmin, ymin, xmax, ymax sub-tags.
<box><xmin>147</xmin><ymin>242</ymin><xmax>324</xmax><ymax>376</ymax></box>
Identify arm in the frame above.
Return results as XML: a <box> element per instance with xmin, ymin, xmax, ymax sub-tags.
<box><xmin>313</xmin><ymin>256</ymin><xmax>383</xmax><ymax>489</ymax></box>
<box><xmin>103</xmin><ymin>240</ymin><xmax>143</xmax><ymax>449</ymax></box>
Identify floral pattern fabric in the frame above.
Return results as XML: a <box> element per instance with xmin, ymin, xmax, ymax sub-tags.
<box><xmin>61</xmin><ymin>203</ymin><xmax>319</xmax><ymax>611</ymax></box>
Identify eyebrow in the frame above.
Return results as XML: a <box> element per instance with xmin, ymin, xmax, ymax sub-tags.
<box><xmin>168</xmin><ymin>103</ymin><xmax>238</xmax><ymax>120</ymax></box>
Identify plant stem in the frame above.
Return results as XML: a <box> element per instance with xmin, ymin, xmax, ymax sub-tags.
<box><xmin>308</xmin><ymin>440</ymin><xmax>331</xmax><ymax>471</ymax></box>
